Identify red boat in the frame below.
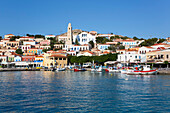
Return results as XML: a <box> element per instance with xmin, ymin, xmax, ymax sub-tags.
<box><xmin>74</xmin><ymin>68</ymin><xmax>87</xmax><ymax>72</ymax></box>
<box><xmin>127</xmin><ymin>65</ymin><xmax>157</xmax><ymax>75</ymax></box>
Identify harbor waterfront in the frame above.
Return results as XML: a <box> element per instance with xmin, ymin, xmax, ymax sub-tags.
<box><xmin>0</xmin><ymin>71</ymin><xmax>170</xmax><ymax>112</ymax></box>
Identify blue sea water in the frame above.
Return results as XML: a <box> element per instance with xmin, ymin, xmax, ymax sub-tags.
<box><xmin>0</xmin><ymin>71</ymin><xmax>170</xmax><ymax>112</ymax></box>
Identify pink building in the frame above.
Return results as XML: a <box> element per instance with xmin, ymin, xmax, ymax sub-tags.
<box><xmin>40</xmin><ymin>40</ymin><xmax>50</xmax><ymax>46</ymax></box>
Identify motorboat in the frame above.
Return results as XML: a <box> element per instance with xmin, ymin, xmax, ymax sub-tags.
<box><xmin>56</xmin><ymin>68</ymin><xmax>66</xmax><ymax>71</ymax></box>
<box><xmin>91</xmin><ymin>66</ymin><xmax>102</xmax><ymax>72</ymax></box>
<box><xmin>105</xmin><ymin>67</ymin><xmax>120</xmax><ymax>73</ymax></box>
<box><xmin>127</xmin><ymin>65</ymin><xmax>157</xmax><ymax>75</ymax></box>
<box><xmin>74</xmin><ymin>68</ymin><xmax>87</xmax><ymax>72</ymax></box>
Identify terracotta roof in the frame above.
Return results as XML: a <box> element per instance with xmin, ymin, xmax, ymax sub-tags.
<box><xmin>121</xmin><ymin>40</ymin><xmax>136</xmax><ymax>42</ymax></box>
<box><xmin>22</xmin><ymin>55</ymin><xmax>36</xmax><ymax>57</ymax></box>
<box><xmin>20</xmin><ymin>37</ymin><xmax>34</xmax><ymax>39</ymax></box>
<box><xmin>81</xmin><ymin>50</ymin><xmax>94</xmax><ymax>54</ymax></box>
<box><xmin>6</xmin><ymin>34</ymin><xmax>14</xmax><ymax>35</ymax></box>
<box><xmin>3</xmin><ymin>39</ymin><xmax>10</xmax><ymax>40</ymax></box>
<box><xmin>152</xmin><ymin>43</ymin><xmax>169</xmax><ymax>46</ymax></box>
<box><xmin>23</xmin><ymin>41</ymin><xmax>35</xmax><ymax>42</ymax></box>
<box><xmin>46</xmin><ymin>35</ymin><xmax>55</xmax><ymax>36</ymax></box>
<box><xmin>67</xmin><ymin>51</ymin><xmax>76</xmax><ymax>52</ymax></box>
<box><xmin>118</xmin><ymin>49</ymin><xmax>126</xmax><ymax>51</ymax></box>
<box><xmin>49</xmin><ymin>55</ymin><xmax>67</xmax><ymax>58</ymax></box>
<box><xmin>144</xmin><ymin>46</ymin><xmax>154</xmax><ymax>49</ymax></box>
<box><xmin>103</xmin><ymin>51</ymin><xmax>110</xmax><ymax>54</ymax></box>
<box><xmin>157</xmin><ymin>47</ymin><xmax>166</xmax><ymax>50</ymax></box>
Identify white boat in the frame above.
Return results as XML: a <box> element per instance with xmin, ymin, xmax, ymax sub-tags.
<box><xmin>56</xmin><ymin>68</ymin><xmax>66</xmax><ymax>71</ymax></box>
<box><xmin>91</xmin><ymin>66</ymin><xmax>102</xmax><ymax>72</ymax></box>
<box><xmin>127</xmin><ymin>65</ymin><xmax>157</xmax><ymax>75</ymax></box>
<box><xmin>120</xmin><ymin>69</ymin><xmax>128</xmax><ymax>74</ymax></box>
<box><xmin>105</xmin><ymin>67</ymin><xmax>120</xmax><ymax>73</ymax></box>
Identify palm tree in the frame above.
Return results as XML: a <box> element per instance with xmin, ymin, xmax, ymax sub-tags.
<box><xmin>164</xmin><ymin>61</ymin><xmax>169</xmax><ymax>68</ymax></box>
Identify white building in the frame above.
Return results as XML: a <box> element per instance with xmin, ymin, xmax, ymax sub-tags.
<box><xmin>138</xmin><ymin>46</ymin><xmax>157</xmax><ymax>54</ymax></box>
<box><xmin>45</xmin><ymin>35</ymin><xmax>55</xmax><ymax>40</ymax></box>
<box><xmin>64</xmin><ymin>44</ymin><xmax>89</xmax><ymax>52</ymax></box>
<box><xmin>97</xmin><ymin>44</ymin><xmax>110</xmax><ymax>51</ymax></box>
<box><xmin>75</xmin><ymin>31</ymin><xmax>97</xmax><ymax>45</ymax></box>
<box><xmin>117</xmin><ymin>50</ymin><xmax>146</xmax><ymax>63</ymax></box>
<box><xmin>23</xmin><ymin>41</ymin><xmax>36</xmax><ymax>45</ymax></box>
<box><xmin>4</xmin><ymin>34</ymin><xmax>15</xmax><ymax>39</ymax></box>
<box><xmin>77</xmin><ymin>50</ymin><xmax>94</xmax><ymax>57</ymax></box>
<box><xmin>151</xmin><ymin>43</ymin><xmax>169</xmax><ymax>49</ymax></box>
<box><xmin>66</xmin><ymin>51</ymin><xmax>77</xmax><ymax>56</ymax></box>
<box><xmin>121</xmin><ymin>39</ymin><xmax>144</xmax><ymax>49</ymax></box>
<box><xmin>21</xmin><ymin>44</ymin><xmax>32</xmax><ymax>52</ymax></box>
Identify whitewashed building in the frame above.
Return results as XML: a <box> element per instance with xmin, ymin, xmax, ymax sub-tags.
<box><xmin>117</xmin><ymin>50</ymin><xmax>146</xmax><ymax>63</ymax></box>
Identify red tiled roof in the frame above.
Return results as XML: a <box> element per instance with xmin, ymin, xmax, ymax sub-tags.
<box><xmin>49</xmin><ymin>55</ymin><xmax>67</xmax><ymax>58</ymax></box>
<box><xmin>6</xmin><ymin>34</ymin><xmax>14</xmax><ymax>35</ymax></box>
<box><xmin>152</xmin><ymin>43</ymin><xmax>169</xmax><ymax>46</ymax></box>
<box><xmin>20</xmin><ymin>37</ymin><xmax>34</xmax><ymax>39</ymax></box>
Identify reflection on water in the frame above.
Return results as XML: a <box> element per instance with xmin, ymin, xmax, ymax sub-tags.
<box><xmin>0</xmin><ymin>71</ymin><xmax>170</xmax><ymax>112</ymax></box>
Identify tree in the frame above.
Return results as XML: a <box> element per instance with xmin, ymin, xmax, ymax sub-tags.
<box><xmin>75</xmin><ymin>38</ymin><xmax>80</xmax><ymax>45</ymax></box>
<box><xmin>35</xmin><ymin>34</ymin><xmax>45</xmax><ymax>39</ymax></box>
<box><xmin>139</xmin><ymin>38</ymin><xmax>158</xmax><ymax>46</ymax></box>
<box><xmin>96</xmin><ymin>37</ymin><xmax>105</xmax><ymax>43</ymax></box>
<box><xmin>68</xmin><ymin>54</ymin><xmax>118</xmax><ymax>65</ymax></box>
<box><xmin>16</xmin><ymin>49</ymin><xmax>23</xmax><ymax>55</ymax></box>
<box><xmin>26</xmin><ymin>34</ymin><xmax>34</xmax><ymax>37</ymax></box>
<box><xmin>42</xmin><ymin>48</ymin><xmax>50</xmax><ymax>53</ymax></box>
<box><xmin>133</xmin><ymin>36</ymin><xmax>139</xmax><ymax>40</ymax></box>
<box><xmin>164</xmin><ymin>61</ymin><xmax>169</xmax><ymax>68</ymax></box>
<box><xmin>0</xmin><ymin>36</ymin><xmax>2</xmax><ymax>41</ymax></box>
<box><xmin>10</xmin><ymin>36</ymin><xmax>20</xmax><ymax>41</ymax></box>
<box><xmin>108</xmin><ymin>45</ymin><xmax>116</xmax><ymax>52</ymax></box>
<box><xmin>157</xmin><ymin>38</ymin><xmax>166</xmax><ymax>43</ymax></box>
<box><xmin>119</xmin><ymin>45</ymin><xmax>125</xmax><ymax>49</ymax></box>
<box><xmin>88</xmin><ymin>40</ymin><xmax>94</xmax><ymax>48</ymax></box>
<box><xmin>121</xmin><ymin>36</ymin><xmax>129</xmax><ymax>40</ymax></box>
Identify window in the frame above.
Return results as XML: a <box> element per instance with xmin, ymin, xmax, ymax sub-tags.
<box><xmin>135</xmin><ymin>56</ymin><xmax>137</xmax><ymax>58</ymax></box>
<box><xmin>63</xmin><ymin>58</ymin><xmax>66</xmax><ymax>60</ymax></box>
<box><xmin>167</xmin><ymin>55</ymin><xmax>169</xmax><ymax>59</ymax></box>
<box><xmin>59</xmin><ymin>58</ymin><xmax>62</xmax><ymax>60</ymax></box>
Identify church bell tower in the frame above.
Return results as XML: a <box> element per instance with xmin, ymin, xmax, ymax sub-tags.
<box><xmin>66</xmin><ymin>23</ymin><xmax>72</xmax><ymax>45</ymax></box>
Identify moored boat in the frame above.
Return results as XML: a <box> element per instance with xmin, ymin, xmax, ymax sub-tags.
<box><xmin>56</xmin><ymin>68</ymin><xmax>66</xmax><ymax>71</ymax></box>
<box><xmin>105</xmin><ymin>67</ymin><xmax>120</xmax><ymax>73</ymax></box>
<box><xmin>91</xmin><ymin>66</ymin><xmax>102</xmax><ymax>72</ymax></box>
<box><xmin>127</xmin><ymin>65</ymin><xmax>157</xmax><ymax>75</ymax></box>
<box><xmin>74</xmin><ymin>68</ymin><xmax>87</xmax><ymax>72</ymax></box>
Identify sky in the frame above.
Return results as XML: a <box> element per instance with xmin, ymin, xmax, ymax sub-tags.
<box><xmin>0</xmin><ymin>0</ymin><xmax>170</xmax><ymax>39</ymax></box>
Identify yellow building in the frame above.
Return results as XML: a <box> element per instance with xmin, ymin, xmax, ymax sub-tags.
<box><xmin>43</xmin><ymin>53</ymin><xmax>67</xmax><ymax>68</ymax></box>
<box><xmin>146</xmin><ymin>49</ymin><xmax>170</xmax><ymax>63</ymax></box>
<box><xmin>23</xmin><ymin>53</ymin><xmax>35</xmax><ymax>56</ymax></box>
<box><xmin>6</xmin><ymin>41</ymin><xmax>19</xmax><ymax>49</ymax></box>
<box><xmin>27</xmin><ymin>48</ymin><xmax>38</xmax><ymax>54</ymax></box>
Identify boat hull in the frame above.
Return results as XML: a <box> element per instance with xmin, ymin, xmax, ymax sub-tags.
<box><xmin>57</xmin><ymin>68</ymin><xmax>66</xmax><ymax>71</ymax></box>
<box><xmin>127</xmin><ymin>70</ymin><xmax>157</xmax><ymax>75</ymax></box>
<box><xmin>74</xmin><ymin>68</ymin><xmax>87</xmax><ymax>72</ymax></box>
<box><xmin>105</xmin><ymin>69</ymin><xmax>120</xmax><ymax>73</ymax></box>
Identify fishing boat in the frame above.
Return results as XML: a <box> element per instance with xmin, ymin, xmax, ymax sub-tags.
<box><xmin>91</xmin><ymin>66</ymin><xmax>102</xmax><ymax>72</ymax></box>
<box><xmin>56</xmin><ymin>68</ymin><xmax>66</xmax><ymax>71</ymax></box>
<box><xmin>105</xmin><ymin>67</ymin><xmax>120</xmax><ymax>73</ymax></box>
<box><xmin>127</xmin><ymin>65</ymin><xmax>157</xmax><ymax>75</ymax></box>
<box><xmin>74</xmin><ymin>68</ymin><xmax>87</xmax><ymax>72</ymax></box>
